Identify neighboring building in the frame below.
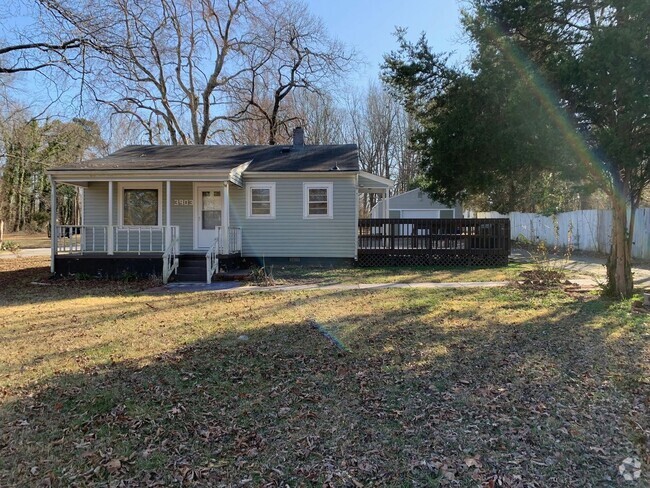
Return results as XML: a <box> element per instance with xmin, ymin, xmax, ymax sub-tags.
<box><xmin>371</xmin><ymin>189</ymin><xmax>462</xmax><ymax>219</ymax></box>
<box><xmin>48</xmin><ymin>128</ymin><xmax>393</xmax><ymax>282</ymax></box>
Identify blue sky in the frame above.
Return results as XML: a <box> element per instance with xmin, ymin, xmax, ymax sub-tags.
<box><xmin>306</xmin><ymin>0</ymin><xmax>470</xmax><ymax>85</ymax></box>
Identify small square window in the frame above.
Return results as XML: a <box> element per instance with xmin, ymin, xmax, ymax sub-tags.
<box><xmin>247</xmin><ymin>183</ymin><xmax>275</xmax><ymax>218</ymax></box>
<box><xmin>304</xmin><ymin>183</ymin><xmax>333</xmax><ymax>219</ymax></box>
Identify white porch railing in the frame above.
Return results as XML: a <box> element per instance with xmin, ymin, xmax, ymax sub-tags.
<box><xmin>205</xmin><ymin>226</ymin><xmax>242</xmax><ymax>284</ymax></box>
<box><xmin>162</xmin><ymin>227</ymin><xmax>180</xmax><ymax>284</ymax></box>
<box><xmin>54</xmin><ymin>225</ymin><xmax>179</xmax><ymax>255</ymax></box>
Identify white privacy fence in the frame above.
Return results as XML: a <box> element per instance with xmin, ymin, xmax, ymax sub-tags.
<box><xmin>464</xmin><ymin>208</ymin><xmax>650</xmax><ymax>260</ymax></box>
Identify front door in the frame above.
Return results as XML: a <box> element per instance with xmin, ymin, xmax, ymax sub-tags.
<box><xmin>196</xmin><ymin>185</ymin><xmax>222</xmax><ymax>249</ymax></box>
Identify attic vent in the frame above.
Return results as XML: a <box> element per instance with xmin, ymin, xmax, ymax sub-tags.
<box><xmin>281</xmin><ymin>147</ymin><xmax>291</xmax><ymax>153</ymax></box>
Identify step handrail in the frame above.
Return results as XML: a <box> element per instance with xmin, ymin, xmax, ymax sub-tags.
<box><xmin>205</xmin><ymin>227</ymin><xmax>221</xmax><ymax>284</ymax></box>
<box><xmin>162</xmin><ymin>226</ymin><xmax>180</xmax><ymax>284</ymax></box>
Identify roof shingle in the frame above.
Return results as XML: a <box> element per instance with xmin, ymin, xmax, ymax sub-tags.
<box><xmin>54</xmin><ymin>144</ymin><xmax>360</xmax><ymax>172</ymax></box>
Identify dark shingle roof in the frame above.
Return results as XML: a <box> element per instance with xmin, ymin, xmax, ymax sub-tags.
<box><xmin>54</xmin><ymin>145</ymin><xmax>360</xmax><ymax>172</ymax></box>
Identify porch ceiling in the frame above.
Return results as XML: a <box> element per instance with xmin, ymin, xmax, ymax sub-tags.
<box><xmin>358</xmin><ymin>171</ymin><xmax>394</xmax><ymax>194</ymax></box>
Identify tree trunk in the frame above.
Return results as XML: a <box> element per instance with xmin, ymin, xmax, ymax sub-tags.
<box><xmin>605</xmin><ymin>190</ymin><xmax>633</xmax><ymax>298</ymax></box>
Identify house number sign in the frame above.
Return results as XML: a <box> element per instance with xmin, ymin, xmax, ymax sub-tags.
<box><xmin>174</xmin><ymin>199</ymin><xmax>193</xmax><ymax>206</ymax></box>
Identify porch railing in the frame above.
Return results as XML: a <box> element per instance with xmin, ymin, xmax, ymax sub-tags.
<box><xmin>54</xmin><ymin>225</ymin><xmax>180</xmax><ymax>255</ymax></box>
<box><xmin>162</xmin><ymin>228</ymin><xmax>180</xmax><ymax>284</ymax></box>
<box><xmin>205</xmin><ymin>226</ymin><xmax>242</xmax><ymax>284</ymax></box>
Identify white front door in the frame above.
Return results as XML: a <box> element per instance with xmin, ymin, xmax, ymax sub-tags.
<box><xmin>195</xmin><ymin>185</ymin><xmax>223</xmax><ymax>249</ymax></box>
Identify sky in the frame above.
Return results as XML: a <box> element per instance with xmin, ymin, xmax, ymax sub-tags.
<box><xmin>305</xmin><ymin>0</ymin><xmax>471</xmax><ymax>86</ymax></box>
<box><xmin>1</xmin><ymin>0</ymin><xmax>472</xmax><ymax>120</ymax></box>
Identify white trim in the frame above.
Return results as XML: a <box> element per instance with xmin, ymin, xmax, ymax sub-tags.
<box><xmin>223</xmin><ymin>182</ymin><xmax>230</xmax><ymax>254</ymax></box>
<box><xmin>49</xmin><ymin>170</ymin><xmax>356</xmax><ymax>182</ymax></box>
<box><xmin>246</xmin><ymin>182</ymin><xmax>276</xmax><ymax>219</ymax></box>
<box><xmin>354</xmin><ymin>174</ymin><xmax>359</xmax><ymax>259</ymax></box>
<box><xmin>50</xmin><ymin>176</ymin><xmax>56</xmax><ymax>272</ymax></box>
<box><xmin>303</xmin><ymin>182</ymin><xmax>333</xmax><ymax>219</ymax></box>
<box><xmin>358</xmin><ymin>171</ymin><xmax>394</xmax><ymax>188</ymax></box>
<box><xmin>107</xmin><ymin>181</ymin><xmax>114</xmax><ymax>254</ymax></box>
<box><xmin>117</xmin><ymin>181</ymin><xmax>163</xmax><ymax>226</ymax></box>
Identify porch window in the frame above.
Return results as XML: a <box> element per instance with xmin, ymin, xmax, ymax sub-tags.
<box><xmin>303</xmin><ymin>182</ymin><xmax>333</xmax><ymax>219</ymax></box>
<box><xmin>247</xmin><ymin>183</ymin><xmax>275</xmax><ymax>218</ymax></box>
<box><xmin>118</xmin><ymin>182</ymin><xmax>162</xmax><ymax>226</ymax></box>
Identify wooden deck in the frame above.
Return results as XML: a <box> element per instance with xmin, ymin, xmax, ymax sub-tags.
<box><xmin>357</xmin><ymin>218</ymin><xmax>511</xmax><ymax>267</ymax></box>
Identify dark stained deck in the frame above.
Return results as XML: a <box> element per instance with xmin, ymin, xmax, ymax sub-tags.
<box><xmin>357</xmin><ymin>218</ymin><xmax>511</xmax><ymax>267</ymax></box>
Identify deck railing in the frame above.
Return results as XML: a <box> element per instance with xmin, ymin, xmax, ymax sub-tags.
<box><xmin>358</xmin><ymin>218</ymin><xmax>510</xmax><ymax>266</ymax></box>
<box><xmin>54</xmin><ymin>225</ymin><xmax>179</xmax><ymax>255</ymax></box>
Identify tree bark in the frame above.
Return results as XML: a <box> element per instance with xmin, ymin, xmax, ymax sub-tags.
<box><xmin>605</xmin><ymin>184</ymin><xmax>633</xmax><ymax>298</ymax></box>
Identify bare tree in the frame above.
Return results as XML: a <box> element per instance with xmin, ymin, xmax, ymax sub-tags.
<box><xmin>233</xmin><ymin>0</ymin><xmax>354</xmax><ymax>145</ymax></box>
<box><xmin>345</xmin><ymin>82</ymin><xmax>419</xmax><ymax>211</ymax></box>
<box><xmin>296</xmin><ymin>91</ymin><xmax>344</xmax><ymax>144</ymax></box>
<box><xmin>0</xmin><ymin>0</ymin><xmax>84</xmax><ymax>75</ymax></box>
<box><xmin>39</xmin><ymin>0</ymin><xmax>268</xmax><ymax>144</ymax></box>
<box><xmin>33</xmin><ymin>0</ymin><xmax>354</xmax><ymax>145</ymax></box>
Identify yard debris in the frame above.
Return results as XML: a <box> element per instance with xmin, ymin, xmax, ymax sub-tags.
<box><xmin>618</xmin><ymin>457</ymin><xmax>642</xmax><ymax>481</ymax></box>
<box><xmin>1</xmin><ymin>256</ymin><xmax>648</xmax><ymax>486</ymax></box>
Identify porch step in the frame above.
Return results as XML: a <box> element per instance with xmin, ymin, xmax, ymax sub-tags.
<box><xmin>174</xmin><ymin>255</ymin><xmax>208</xmax><ymax>283</ymax></box>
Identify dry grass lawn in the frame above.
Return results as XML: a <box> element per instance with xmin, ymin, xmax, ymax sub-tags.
<box><xmin>1</xmin><ymin>232</ymin><xmax>50</xmax><ymax>249</ymax></box>
<box><xmin>0</xmin><ymin>257</ymin><xmax>648</xmax><ymax>486</ymax></box>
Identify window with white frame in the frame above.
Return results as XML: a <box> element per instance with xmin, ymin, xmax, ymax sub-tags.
<box><xmin>303</xmin><ymin>182</ymin><xmax>333</xmax><ymax>218</ymax></box>
<box><xmin>118</xmin><ymin>182</ymin><xmax>162</xmax><ymax>226</ymax></box>
<box><xmin>247</xmin><ymin>182</ymin><xmax>275</xmax><ymax>218</ymax></box>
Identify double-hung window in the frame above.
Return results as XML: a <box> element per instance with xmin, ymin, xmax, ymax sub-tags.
<box><xmin>247</xmin><ymin>183</ymin><xmax>276</xmax><ymax>218</ymax></box>
<box><xmin>303</xmin><ymin>182</ymin><xmax>333</xmax><ymax>219</ymax></box>
<box><xmin>118</xmin><ymin>182</ymin><xmax>162</xmax><ymax>226</ymax></box>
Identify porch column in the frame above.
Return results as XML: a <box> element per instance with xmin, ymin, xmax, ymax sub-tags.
<box><xmin>165</xmin><ymin>180</ymin><xmax>172</xmax><ymax>250</ymax></box>
<box><xmin>50</xmin><ymin>176</ymin><xmax>57</xmax><ymax>273</ymax></box>
<box><xmin>79</xmin><ymin>187</ymin><xmax>85</xmax><ymax>255</ymax></box>
<box><xmin>222</xmin><ymin>181</ymin><xmax>230</xmax><ymax>254</ymax></box>
<box><xmin>383</xmin><ymin>189</ymin><xmax>390</xmax><ymax>218</ymax></box>
<box><xmin>107</xmin><ymin>180</ymin><xmax>114</xmax><ymax>255</ymax></box>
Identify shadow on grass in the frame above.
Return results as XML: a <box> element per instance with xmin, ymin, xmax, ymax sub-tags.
<box><xmin>1</xmin><ymin>286</ymin><xmax>647</xmax><ymax>486</ymax></box>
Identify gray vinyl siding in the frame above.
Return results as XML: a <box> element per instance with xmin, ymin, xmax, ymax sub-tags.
<box><xmin>83</xmin><ymin>177</ymin><xmax>358</xmax><ymax>257</ymax></box>
<box><xmin>84</xmin><ymin>182</ymin><xmax>109</xmax><ymax>226</ymax></box>
<box><xmin>170</xmin><ymin>182</ymin><xmax>193</xmax><ymax>252</ymax></box>
<box><xmin>83</xmin><ymin>181</ymin><xmax>197</xmax><ymax>252</ymax></box>
<box><xmin>230</xmin><ymin>176</ymin><xmax>357</xmax><ymax>258</ymax></box>
<box><xmin>373</xmin><ymin>190</ymin><xmax>462</xmax><ymax>217</ymax></box>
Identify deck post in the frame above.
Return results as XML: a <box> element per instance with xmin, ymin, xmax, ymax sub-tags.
<box><xmin>50</xmin><ymin>176</ymin><xmax>57</xmax><ymax>272</ymax></box>
<box><xmin>222</xmin><ymin>181</ymin><xmax>230</xmax><ymax>254</ymax></box>
<box><xmin>107</xmin><ymin>180</ymin><xmax>114</xmax><ymax>255</ymax></box>
<box><xmin>165</xmin><ymin>180</ymin><xmax>172</xmax><ymax>250</ymax></box>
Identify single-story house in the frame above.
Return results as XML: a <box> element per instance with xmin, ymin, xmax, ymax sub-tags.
<box><xmin>48</xmin><ymin>128</ymin><xmax>394</xmax><ymax>282</ymax></box>
<box><xmin>371</xmin><ymin>189</ymin><xmax>462</xmax><ymax>219</ymax></box>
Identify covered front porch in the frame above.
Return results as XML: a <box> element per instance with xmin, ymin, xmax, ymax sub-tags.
<box><xmin>50</xmin><ymin>176</ymin><xmax>244</xmax><ymax>283</ymax></box>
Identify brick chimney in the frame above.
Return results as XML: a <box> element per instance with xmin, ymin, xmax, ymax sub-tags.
<box><xmin>292</xmin><ymin>127</ymin><xmax>305</xmax><ymax>147</ymax></box>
